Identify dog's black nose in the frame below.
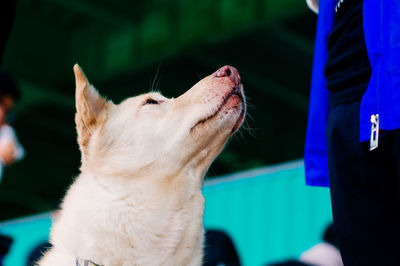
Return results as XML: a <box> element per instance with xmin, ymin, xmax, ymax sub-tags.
<box><xmin>215</xmin><ymin>65</ymin><xmax>241</xmax><ymax>86</ymax></box>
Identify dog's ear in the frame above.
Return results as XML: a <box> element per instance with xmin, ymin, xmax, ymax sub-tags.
<box><xmin>73</xmin><ymin>64</ymin><xmax>107</xmax><ymax>155</ymax></box>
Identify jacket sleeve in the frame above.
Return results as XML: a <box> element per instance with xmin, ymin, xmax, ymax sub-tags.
<box><xmin>304</xmin><ymin>79</ymin><xmax>330</xmax><ymax>187</ymax></box>
<box><xmin>304</xmin><ymin>0</ymin><xmax>335</xmax><ymax>187</ymax></box>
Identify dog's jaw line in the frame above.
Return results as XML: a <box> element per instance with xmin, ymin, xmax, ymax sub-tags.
<box><xmin>190</xmin><ymin>87</ymin><xmax>244</xmax><ymax>133</ymax></box>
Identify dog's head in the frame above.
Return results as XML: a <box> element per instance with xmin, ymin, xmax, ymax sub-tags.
<box><xmin>74</xmin><ymin>64</ymin><xmax>245</xmax><ymax>183</ymax></box>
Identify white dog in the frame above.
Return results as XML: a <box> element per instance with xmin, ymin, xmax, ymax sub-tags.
<box><xmin>38</xmin><ymin>64</ymin><xmax>246</xmax><ymax>266</ymax></box>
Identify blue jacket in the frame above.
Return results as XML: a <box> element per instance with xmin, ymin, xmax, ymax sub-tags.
<box><xmin>305</xmin><ymin>0</ymin><xmax>400</xmax><ymax>187</ymax></box>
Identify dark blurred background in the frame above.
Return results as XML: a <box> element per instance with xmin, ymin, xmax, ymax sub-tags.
<box><xmin>0</xmin><ymin>0</ymin><xmax>316</xmax><ymax>220</ymax></box>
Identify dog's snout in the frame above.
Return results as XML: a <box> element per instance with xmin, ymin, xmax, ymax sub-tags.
<box><xmin>215</xmin><ymin>65</ymin><xmax>241</xmax><ymax>85</ymax></box>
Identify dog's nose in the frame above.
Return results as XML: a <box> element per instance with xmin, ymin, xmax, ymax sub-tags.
<box><xmin>215</xmin><ymin>65</ymin><xmax>241</xmax><ymax>85</ymax></box>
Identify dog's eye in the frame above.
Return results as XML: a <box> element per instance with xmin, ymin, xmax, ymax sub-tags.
<box><xmin>144</xmin><ymin>99</ymin><xmax>159</xmax><ymax>105</ymax></box>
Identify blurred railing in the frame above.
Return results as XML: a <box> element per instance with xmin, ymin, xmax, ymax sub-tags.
<box><xmin>203</xmin><ymin>159</ymin><xmax>332</xmax><ymax>265</ymax></box>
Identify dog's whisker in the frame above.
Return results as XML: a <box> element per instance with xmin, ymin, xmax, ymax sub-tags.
<box><xmin>242</xmin><ymin>126</ymin><xmax>256</xmax><ymax>138</ymax></box>
<box><xmin>244</xmin><ymin>112</ymin><xmax>255</xmax><ymax>122</ymax></box>
<box><xmin>245</xmin><ymin>102</ymin><xmax>256</xmax><ymax>110</ymax></box>
<box><xmin>156</xmin><ymin>79</ymin><xmax>162</xmax><ymax>93</ymax></box>
<box><xmin>150</xmin><ymin>64</ymin><xmax>162</xmax><ymax>92</ymax></box>
<box><xmin>234</xmin><ymin>117</ymin><xmax>256</xmax><ymax>139</ymax></box>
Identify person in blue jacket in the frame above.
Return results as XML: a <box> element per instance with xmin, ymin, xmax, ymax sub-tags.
<box><xmin>305</xmin><ymin>0</ymin><xmax>400</xmax><ymax>265</ymax></box>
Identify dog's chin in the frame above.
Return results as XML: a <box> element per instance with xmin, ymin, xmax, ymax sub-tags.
<box><xmin>190</xmin><ymin>92</ymin><xmax>245</xmax><ymax>134</ymax></box>
<box><xmin>231</xmin><ymin>99</ymin><xmax>246</xmax><ymax>133</ymax></box>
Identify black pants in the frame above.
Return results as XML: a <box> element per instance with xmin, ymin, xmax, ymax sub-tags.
<box><xmin>327</xmin><ymin>100</ymin><xmax>400</xmax><ymax>265</ymax></box>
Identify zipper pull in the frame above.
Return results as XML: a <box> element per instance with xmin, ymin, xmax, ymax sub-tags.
<box><xmin>370</xmin><ymin>114</ymin><xmax>379</xmax><ymax>151</ymax></box>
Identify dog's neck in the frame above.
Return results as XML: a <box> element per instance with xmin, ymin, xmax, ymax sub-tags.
<box><xmin>47</xmin><ymin>168</ymin><xmax>206</xmax><ymax>266</ymax></box>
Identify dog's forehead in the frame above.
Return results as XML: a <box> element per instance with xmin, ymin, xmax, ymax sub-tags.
<box><xmin>142</xmin><ymin>92</ymin><xmax>167</xmax><ymax>100</ymax></box>
<box><xmin>112</xmin><ymin>92</ymin><xmax>170</xmax><ymax>117</ymax></box>
<box><xmin>121</xmin><ymin>92</ymin><xmax>166</xmax><ymax>105</ymax></box>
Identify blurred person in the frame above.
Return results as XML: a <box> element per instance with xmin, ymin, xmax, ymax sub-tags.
<box><xmin>203</xmin><ymin>229</ymin><xmax>241</xmax><ymax>266</ymax></box>
<box><xmin>0</xmin><ymin>0</ymin><xmax>21</xmax><ymax>184</ymax></box>
<box><xmin>267</xmin><ymin>224</ymin><xmax>342</xmax><ymax>266</ymax></box>
<box><xmin>299</xmin><ymin>224</ymin><xmax>343</xmax><ymax>266</ymax></box>
<box><xmin>0</xmin><ymin>70</ymin><xmax>24</xmax><ymax>183</ymax></box>
<box><xmin>305</xmin><ymin>0</ymin><xmax>400</xmax><ymax>265</ymax></box>
<box><xmin>0</xmin><ymin>234</ymin><xmax>13</xmax><ymax>266</ymax></box>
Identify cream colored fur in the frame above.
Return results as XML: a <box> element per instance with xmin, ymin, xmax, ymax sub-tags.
<box><xmin>38</xmin><ymin>64</ymin><xmax>246</xmax><ymax>266</ymax></box>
